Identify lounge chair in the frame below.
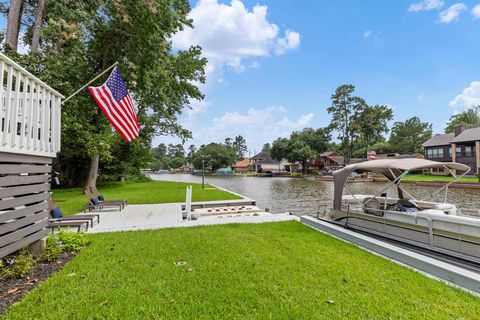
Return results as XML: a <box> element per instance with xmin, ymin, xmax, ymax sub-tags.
<box><xmin>89</xmin><ymin>186</ymin><xmax>128</xmax><ymax>208</ymax></box>
<box><xmin>84</xmin><ymin>189</ymin><xmax>123</xmax><ymax>212</ymax></box>
<box><xmin>48</xmin><ymin>199</ymin><xmax>100</xmax><ymax>227</ymax></box>
<box><xmin>47</xmin><ymin>220</ymin><xmax>89</xmax><ymax>233</ymax></box>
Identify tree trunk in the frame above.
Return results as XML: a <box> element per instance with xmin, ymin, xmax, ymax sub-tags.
<box><xmin>85</xmin><ymin>155</ymin><xmax>99</xmax><ymax>189</ymax></box>
<box><xmin>30</xmin><ymin>0</ymin><xmax>45</xmax><ymax>53</ymax></box>
<box><xmin>5</xmin><ymin>0</ymin><xmax>25</xmax><ymax>52</ymax></box>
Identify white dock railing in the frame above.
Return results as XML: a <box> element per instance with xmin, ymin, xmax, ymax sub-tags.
<box><xmin>0</xmin><ymin>52</ymin><xmax>64</xmax><ymax>158</ymax></box>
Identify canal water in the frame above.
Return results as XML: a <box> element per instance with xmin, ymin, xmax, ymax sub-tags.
<box><xmin>150</xmin><ymin>174</ymin><xmax>480</xmax><ymax>217</ymax></box>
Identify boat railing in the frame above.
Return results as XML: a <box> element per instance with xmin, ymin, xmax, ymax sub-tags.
<box><xmin>343</xmin><ymin>203</ymin><xmax>480</xmax><ymax>247</ymax></box>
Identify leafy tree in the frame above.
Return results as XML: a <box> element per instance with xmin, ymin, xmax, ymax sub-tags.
<box><xmin>2</xmin><ymin>0</ymin><xmax>206</xmax><ymax>187</ymax></box>
<box><xmin>286</xmin><ymin>139</ymin><xmax>315</xmax><ymax>173</ymax></box>
<box><xmin>389</xmin><ymin>117</ymin><xmax>432</xmax><ymax>154</ymax></box>
<box><xmin>192</xmin><ymin>143</ymin><xmax>236</xmax><ymax>172</ymax></box>
<box><xmin>167</xmin><ymin>144</ymin><xmax>185</xmax><ymax>159</ymax></box>
<box><xmin>232</xmin><ymin>135</ymin><xmax>247</xmax><ymax>159</ymax></box>
<box><xmin>351</xmin><ymin>105</ymin><xmax>393</xmax><ymax>154</ymax></box>
<box><xmin>101</xmin><ymin>136</ymin><xmax>153</xmax><ymax>179</ymax></box>
<box><xmin>168</xmin><ymin>157</ymin><xmax>185</xmax><ymax>169</ymax></box>
<box><xmin>271</xmin><ymin>134</ymin><xmax>316</xmax><ymax>173</ymax></box>
<box><xmin>290</xmin><ymin>127</ymin><xmax>331</xmax><ymax>156</ymax></box>
<box><xmin>271</xmin><ymin>138</ymin><xmax>290</xmax><ymax>162</ymax></box>
<box><xmin>370</xmin><ymin>141</ymin><xmax>393</xmax><ymax>153</ymax></box>
<box><xmin>224</xmin><ymin>137</ymin><xmax>233</xmax><ymax>147</ymax></box>
<box><xmin>186</xmin><ymin>144</ymin><xmax>196</xmax><ymax>163</ymax></box>
<box><xmin>262</xmin><ymin>143</ymin><xmax>271</xmax><ymax>152</ymax></box>
<box><xmin>153</xmin><ymin>143</ymin><xmax>168</xmax><ymax>159</ymax></box>
<box><xmin>445</xmin><ymin>107</ymin><xmax>480</xmax><ymax>133</ymax></box>
<box><xmin>327</xmin><ymin>84</ymin><xmax>365</xmax><ymax>164</ymax></box>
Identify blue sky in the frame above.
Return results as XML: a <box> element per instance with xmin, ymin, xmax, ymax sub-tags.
<box><xmin>165</xmin><ymin>0</ymin><xmax>480</xmax><ymax>154</ymax></box>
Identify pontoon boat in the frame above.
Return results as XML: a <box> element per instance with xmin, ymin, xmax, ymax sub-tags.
<box><xmin>329</xmin><ymin>159</ymin><xmax>480</xmax><ymax>264</ymax></box>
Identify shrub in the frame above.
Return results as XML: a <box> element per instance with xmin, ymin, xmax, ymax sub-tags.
<box><xmin>57</xmin><ymin>230</ymin><xmax>89</xmax><ymax>253</ymax></box>
<box><xmin>42</xmin><ymin>233</ymin><xmax>63</xmax><ymax>262</ymax></box>
<box><xmin>2</xmin><ymin>249</ymin><xmax>36</xmax><ymax>279</ymax></box>
<box><xmin>0</xmin><ymin>259</ymin><xmax>6</xmax><ymax>278</ymax></box>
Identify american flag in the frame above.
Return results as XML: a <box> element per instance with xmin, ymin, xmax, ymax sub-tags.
<box><xmin>88</xmin><ymin>67</ymin><xmax>140</xmax><ymax>142</ymax></box>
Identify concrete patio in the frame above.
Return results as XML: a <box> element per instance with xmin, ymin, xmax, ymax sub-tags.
<box><xmin>85</xmin><ymin>202</ymin><xmax>298</xmax><ymax>233</ymax></box>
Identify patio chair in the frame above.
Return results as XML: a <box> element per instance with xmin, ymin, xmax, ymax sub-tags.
<box><xmin>84</xmin><ymin>189</ymin><xmax>124</xmax><ymax>212</ymax></box>
<box><xmin>48</xmin><ymin>199</ymin><xmax>100</xmax><ymax>227</ymax></box>
<box><xmin>47</xmin><ymin>220</ymin><xmax>89</xmax><ymax>233</ymax></box>
<box><xmin>89</xmin><ymin>186</ymin><xmax>127</xmax><ymax>208</ymax></box>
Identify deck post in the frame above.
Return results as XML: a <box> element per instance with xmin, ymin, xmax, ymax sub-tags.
<box><xmin>475</xmin><ymin>141</ymin><xmax>480</xmax><ymax>175</ymax></box>
<box><xmin>451</xmin><ymin>143</ymin><xmax>457</xmax><ymax>175</ymax></box>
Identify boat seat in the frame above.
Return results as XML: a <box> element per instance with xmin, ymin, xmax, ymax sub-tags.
<box><xmin>363</xmin><ymin>197</ymin><xmax>383</xmax><ymax>217</ymax></box>
<box><xmin>394</xmin><ymin>199</ymin><xmax>420</xmax><ymax>213</ymax></box>
<box><xmin>418</xmin><ymin>202</ymin><xmax>455</xmax><ymax>211</ymax></box>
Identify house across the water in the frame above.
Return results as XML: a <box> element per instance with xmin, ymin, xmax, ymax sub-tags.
<box><xmin>422</xmin><ymin>126</ymin><xmax>480</xmax><ymax>174</ymax></box>
<box><xmin>250</xmin><ymin>151</ymin><xmax>280</xmax><ymax>173</ymax></box>
<box><xmin>232</xmin><ymin>159</ymin><xmax>251</xmax><ymax>173</ymax></box>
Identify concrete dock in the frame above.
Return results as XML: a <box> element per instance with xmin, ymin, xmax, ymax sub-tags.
<box><xmin>86</xmin><ymin>202</ymin><xmax>297</xmax><ymax>233</ymax></box>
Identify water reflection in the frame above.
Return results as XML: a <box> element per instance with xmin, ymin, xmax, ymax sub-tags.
<box><xmin>150</xmin><ymin>174</ymin><xmax>480</xmax><ymax>217</ymax></box>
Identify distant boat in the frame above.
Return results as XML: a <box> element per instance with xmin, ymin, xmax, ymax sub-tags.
<box><xmin>216</xmin><ymin>167</ymin><xmax>233</xmax><ymax>175</ymax></box>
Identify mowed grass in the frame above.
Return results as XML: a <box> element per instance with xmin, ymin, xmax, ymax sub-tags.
<box><xmin>3</xmin><ymin>222</ymin><xmax>480</xmax><ymax>319</ymax></box>
<box><xmin>403</xmin><ymin>174</ymin><xmax>479</xmax><ymax>183</ymax></box>
<box><xmin>52</xmin><ymin>180</ymin><xmax>241</xmax><ymax>215</ymax></box>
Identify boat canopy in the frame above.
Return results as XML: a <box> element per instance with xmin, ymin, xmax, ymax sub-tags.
<box><xmin>332</xmin><ymin>159</ymin><xmax>470</xmax><ymax>210</ymax></box>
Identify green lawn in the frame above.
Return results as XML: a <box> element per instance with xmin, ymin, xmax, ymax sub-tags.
<box><xmin>403</xmin><ymin>174</ymin><xmax>479</xmax><ymax>183</ymax></box>
<box><xmin>3</xmin><ymin>222</ymin><xmax>479</xmax><ymax>319</ymax></box>
<box><xmin>52</xmin><ymin>180</ymin><xmax>241</xmax><ymax>215</ymax></box>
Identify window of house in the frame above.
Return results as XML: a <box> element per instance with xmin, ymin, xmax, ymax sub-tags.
<box><xmin>448</xmin><ymin>147</ymin><xmax>452</xmax><ymax>157</ymax></box>
<box><xmin>427</xmin><ymin>148</ymin><xmax>444</xmax><ymax>158</ymax></box>
<box><xmin>465</xmin><ymin>146</ymin><xmax>473</xmax><ymax>157</ymax></box>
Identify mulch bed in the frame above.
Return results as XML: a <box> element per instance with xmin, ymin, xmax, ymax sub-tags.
<box><xmin>0</xmin><ymin>253</ymin><xmax>76</xmax><ymax>314</ymax></box>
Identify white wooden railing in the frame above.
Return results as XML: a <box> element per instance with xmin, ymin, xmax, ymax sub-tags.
<box><xmin>0</xmin><ymin>52</ymin><xmax>63</xmax><ymax>158</ymax></box>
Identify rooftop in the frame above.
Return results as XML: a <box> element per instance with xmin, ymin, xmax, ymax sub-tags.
<box><xmin>423</xmin><ymin>127</ymin><xmax>480</xmax><ymax>147</ymax></box>
<box><xmin>422</xmin><ymin>132</ymin><xmax>455</xmax><ymax>147</ymax></box>
<box><xmin>251</xmin><ymin>151</ymin><xmax>279</xmax><ymax>165</ymax></box>
<box><xmin>450</xmin><ymin>127</ymin><xmax>480</xmax><ymax>143</ymax></box>
<box><xmin>232</xmin><ymin>159</ymin><xmax>251</xmax><ymax>168</ymax></box>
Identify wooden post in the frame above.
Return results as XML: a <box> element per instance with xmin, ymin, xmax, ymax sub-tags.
<box><xmin>476</xmin><ymin>141</ymin><xmax>480</xmax><ymax>175</ymax></box>
<box><xmin>451</xmin><ymin>143</ymin><xmax>456</xmax><ymax>176</ymax></box>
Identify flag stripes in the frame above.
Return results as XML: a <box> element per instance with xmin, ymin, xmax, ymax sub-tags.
<box><xmin>88</xmin><ymin>67</ymin><xmax>140</xmax><ymax>142</ymax></box>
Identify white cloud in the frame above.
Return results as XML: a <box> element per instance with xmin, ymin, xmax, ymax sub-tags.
<box><xmin>275</xmin><ymin>29</ymin><xmax>301</xmax><ymax>55</ymax></box>
<box><xmin>363</xmin><ymin>30</ymin><xmax>373</xmax><ymax>38</ymax></box>
<box><xmin>439</xmin><ymin>3</ymin><xmax>468</xmax><ymax>23</ymax></box>
<box><xmin>277</xmin><ymin>113</ymin><xmax>314</xmax><ymax>129</ymax></box>
<box><xmin>172</xmin><ymin>0</ymin><xmax>300</xmax><ymax>83</ymax></box>
<box><xmin>212</xmin><ymin>106</ymin><xmax>288</xmax><ymax>127</ymax></box>
<box><xmin>408</xmin><ymin>0</ymin><xmax>444</xmax><ymax>12</ymax></box>
<box><xmin>449</xmin><ymin>81</ymin><xmax>480</xmax><ymax>109</ymax></box>
<box><xmin>472</xmin><ymin>4</ymin><xmax>480</xmax><ymax>19</ymax></box>
<box><xmin>186</xmin><ymin>99</ymin><xmax>211</xmax><ymax>117</ymax></box>
<box><xmin>176</xmin><ymin>105</ymin><xmax>313</xmax><ymax>152</ymax></box>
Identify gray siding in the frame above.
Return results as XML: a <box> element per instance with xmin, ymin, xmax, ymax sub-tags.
<box><xmin>0</xmin><ymin>153</ymin><xmax>51</xmax><ymax>258</ymax></box>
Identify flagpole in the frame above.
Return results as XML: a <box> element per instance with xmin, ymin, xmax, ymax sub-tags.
<box><xmin>62</xmin><ymin>61</ymin><xmax>119</xmax><ymax>104</ymax></box>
